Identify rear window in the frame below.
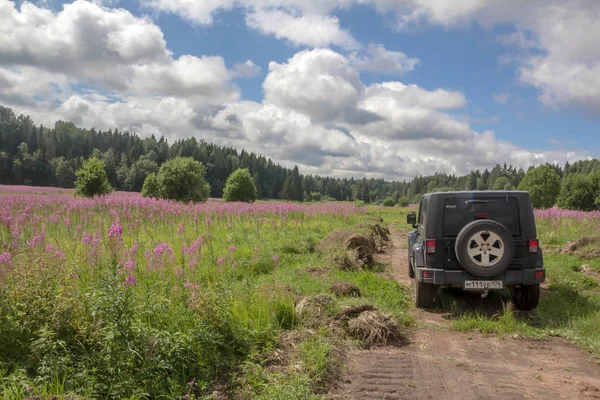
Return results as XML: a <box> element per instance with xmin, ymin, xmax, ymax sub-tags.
<box><xmin>442</xmin><ymin>196</ymin><xmax>521</xmax><ymax>236</ymax></box>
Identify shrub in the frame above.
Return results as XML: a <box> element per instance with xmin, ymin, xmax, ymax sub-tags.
<box><xmin>223</xmin><ymin>168</ymin><xmax>257</xmax><ymax>203</ymax></box>
<box><xmin>141</xmin><ymin>172</ymin><xmax>161</xmax><ymax>199</ymax></box>
<box><xmin>74</xmin><ymin>157</ymin><xmax>112</xmax><ymax>198</ymax></box>
<box><xmin>397</xmin><ymin>196</ymin><xmax>410</xmax><ymax>207</ymax></box>
<box><xmin>517</xmin><ymin>164</ymin><xmax>561</xmax><ymax>208</ymax></box>
<box><xmin>141</xmin><ymin>157</ymin><xmax>210</xmax><ymax>203</ymax></box>
<box><xmin>382</xmin><ymin>197</ymin><xmax>395</xmax><ymax>207</ymax></box>
<box><xmin>309</xmin><ymin>192</ymin><xmax>322</xmax><ymax>202</ymax></box>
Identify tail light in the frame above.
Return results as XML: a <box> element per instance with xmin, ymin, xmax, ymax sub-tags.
<box><xmin>528</xmin><ymin>239</ymin><xmax>539</xmax><ymax>253</ymax></box>
<box><xmin>426</xmin><ymin>239</ymin><xmax>436</xmax><ymax>254</ymax></box>
<box><xmin>534</xmin><ymin>271</ymin><xmax>545</xmax><ymax>280</ymax></box>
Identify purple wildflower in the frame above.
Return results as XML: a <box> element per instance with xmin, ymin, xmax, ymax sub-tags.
<box><xmin>45</xmin><ymin>244</ymin><xmax>55</xmax><ymax>252</ymax></box>
<box><xmin>272</xmin><ymin>254</ymin><xmax>280</xmax><ymax>265</ymax></box>
<box><xmin>228</xmin><ymin>244</ymin><xmax>236</xmax><ymax>252</ymax></box>
<box><xmin>123</xmin><ymin>259</ymin><xmax>135</xmax><ymax>272</ymax></box>
<box><xmin>217</xmin><ymin>257</ymin><xmax>224</xmax><ymax>265</ymax></box>
<box><xmin>109</xmin><ymin>221</ymin><xmax>123</xmax><ymax>239</ymax></box>
<box><xmin>0</xmin><ymin>251</ymin><xmax>11</xmax><ymax>266</ymax></box>
<box><xmin>124</xmin><ymin>275</ymin><xmax>137</xmax><ymax>286</ymax></box>
<box><xmin>178</xmin><ymin>222</ymin><xmax>185</xmax><ymax>234</ymax></box>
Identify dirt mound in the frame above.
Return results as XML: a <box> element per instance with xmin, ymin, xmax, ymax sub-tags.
<box><xmin>370</xmin><ymin>223</ymin><xmax>391</xmax><ymax>241</ymax></box>
<box><xmin>347</xmin><ymin>310</ymin><xmax>404</xmax><ymax>347</ymax></box>
<box><xmin>318</xmin><ymin>229</ymin><xmax>356</xmax><ymax>251</ymax></box>
<box><xmin>330</xmin><ymin>282</ymin><xmax>362</xmax><ymax>297</ymax></box>
<box><xmin>321</xmin><ymin>229</ymin><xmax>377</xmax><ymax>270</ymax></box>
<box><xmin>295</xmin><ymin>295</ymin><xmax>336</xmax><ymax>327</ymax></box>
<box><xmin>333</xmin><ymin>304</ymin><xmax>377</xmax><ymax>320</ymax></box>
<box><xmin>563</xmin><ymin>236</ymin><xmax>600</xmax><ymax>259</ymax></box>
<box><xmin>333</xmin><ymin>305</ymin><xmax>404</xmax><ymax>348</ymax></box>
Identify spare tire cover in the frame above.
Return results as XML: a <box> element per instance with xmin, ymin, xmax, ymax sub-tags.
<box><xmin>455</xmin><ymin>219</ymin><xmax>514</xmax><ymax>278</ymax></box>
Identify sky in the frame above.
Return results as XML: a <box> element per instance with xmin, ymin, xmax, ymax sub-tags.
<box><xmin>1</xmin><ymin>0</ymin><xmax>599</xmax><ymax>180</ymax></box>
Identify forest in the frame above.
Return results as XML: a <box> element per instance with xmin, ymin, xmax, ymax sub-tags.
<box><xmin>1</xmin><ymin>105</ymin><xmax>599</xmax><ymax>205</ymax></box>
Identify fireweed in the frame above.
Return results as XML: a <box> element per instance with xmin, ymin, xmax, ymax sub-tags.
<box><xmin>0</xmin><ymin>193</ymin><xmax>366</xmax><ymax>398</ymax></box>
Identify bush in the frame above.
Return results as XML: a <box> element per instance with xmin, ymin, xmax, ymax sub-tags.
<box><xmin>141</xmin><ymin>157</ymin><xmax>210</xmax><ymax>203</ymax></box>
<box><xmin>382</xmin><ymin>197</ymin><xmax>395</xmax><ymax>207</ymax></box>
<box><xmin>74</xmin><ymin>157</ymin><xmax>112</xmax><ymax>198</ymax></box>
<box><xmin>397</xmin><ymin>196</ymin><xmax>410</xmax><ymax>207</ymax></box>
<box><xmin>141</xmin><ymin>172</ymin><xmax>161</xmax><ymax>199</ymax></box>
<box><xmin>223</xmin><ymin>168</ymin><xmax>257</xmax><ymax>203</ymax></box>
<box><xmin>310</xmin><ymin>192</ymin><xmax>322</xmax><ymax>202</ymax></box>
<box><xmin>517</xmin><ymin>164</ymin><xmax>561</xmax><ymax>208</ymax></box>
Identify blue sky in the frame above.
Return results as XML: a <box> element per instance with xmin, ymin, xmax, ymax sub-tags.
<box><xmin>2</xmin><ymin>0</ymin><xmax>599</xmax><ymax>179</ymax></box>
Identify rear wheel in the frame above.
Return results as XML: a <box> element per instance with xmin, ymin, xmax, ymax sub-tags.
<box><xmin>512</xmin><ymin>284</ymin><xmax>540</xmax><ymax>311</ymax></box>
<box><xmin>415</xmin><ymin>279</ymin><xmax>436</xmax><ymax>309</ymax></box>
<box><xmin>408</xmin><ymin>252</ymin><xmax>415</xmax><ymax>278</ymax></box>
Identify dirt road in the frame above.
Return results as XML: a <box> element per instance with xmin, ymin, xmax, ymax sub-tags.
<box><xmin>330</xmin><ymin>229</ymin><xmax>600</xmax><ymax>400</ymax></box>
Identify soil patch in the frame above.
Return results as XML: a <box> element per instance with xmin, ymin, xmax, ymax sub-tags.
<box><xmin>333</xmin><ymin>305</ymin><xmax>405</xmax><ymax>348</ymax></box>
<box><xmin>320</xmin><ymin>223</ymin><xmax>392</xmax><ymax>270</ymax></box>
<box><xmin>562</xmin><ymin>236</ymin><xmax>600</xmax><ymax>259</ymax></box>
<box><xmin>295</xmin><ymin>295</ymin><xmax>336</xmax><ymax>328</ymax></box>
<box><xmin>330</xmin><ymin>282</ymin><xmax>362</xmax><ymax>297</ymax></box>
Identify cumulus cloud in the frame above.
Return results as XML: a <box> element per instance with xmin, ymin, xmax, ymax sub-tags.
<box><xmin>0</xmin><ymin>0</ymin><xmax>238</xmax><ymax>103</ymax></box>
<box><xmin>142</xmin><ymin>0</ymin><xmax>600</xmax><ymax>115</ymax></box>
<box><xmin>368</xmin><ymin>0</ymin><xmax>600</xmax><ymax>114</ymax></box>
<box><xmin>246</xmin><ymin>9</ymin><xmax>358</xmax><ymax>49</ymax></box>
<box><xmin>263</xmin><ymin>49</ymin><xmax>364</xmax><ymax>122</ymax></box>
<box><xmin>350</xmin><ymin>43</ymin><xmax>419</xmax><ymax>74</ymax></box>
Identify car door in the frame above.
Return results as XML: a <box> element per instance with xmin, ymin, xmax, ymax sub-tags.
<box><xmin>412</xmin><ymin>198</ymin><xmax>427</xmax><ymax>267</ymax></box>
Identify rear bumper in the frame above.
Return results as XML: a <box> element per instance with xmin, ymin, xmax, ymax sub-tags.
<box><xmin>415</xmin><ymin>267</ymin><xmax>546</xmax><ymax>286</ymax></box>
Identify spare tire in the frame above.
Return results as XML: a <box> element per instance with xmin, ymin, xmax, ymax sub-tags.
<box><xmin>455</xmin><ymin>220</ymin><xmax>514</xmax><ymax>277</ymax></box>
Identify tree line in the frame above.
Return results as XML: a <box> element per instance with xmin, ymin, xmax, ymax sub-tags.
<box><xmin>1</xmin><ymin>105</ymin><xmax>599</xmax><ymax>209</ymax></box>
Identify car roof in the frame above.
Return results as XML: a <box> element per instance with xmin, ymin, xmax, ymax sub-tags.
<box><xmin>422</xmin><ymin>190</ymin><xmax>530</xmax><ymax>197</ymax></box>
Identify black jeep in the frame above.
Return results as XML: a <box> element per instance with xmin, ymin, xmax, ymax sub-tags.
<box><xmin>407</xmin><ymin>191</ymin><xmax>545</xmax><ymax>310</ymax></box>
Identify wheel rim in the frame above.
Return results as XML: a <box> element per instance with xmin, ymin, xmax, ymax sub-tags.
<box><xmin>466</xmin><ymin>230</ymin><xmax>504</xmax><ymax>267</ymax></box>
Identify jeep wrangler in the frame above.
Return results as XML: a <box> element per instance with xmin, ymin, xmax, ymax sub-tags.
<box><xmin>406</xmin><ymin>191</ymin><xmax>545</xmax><ymax>310</ymax></box>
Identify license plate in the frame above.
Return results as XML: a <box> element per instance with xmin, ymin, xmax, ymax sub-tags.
<box><xmin>464</xmin><ymin>280</ymin><xmax>503</xmax><ymax>289</ymax></box>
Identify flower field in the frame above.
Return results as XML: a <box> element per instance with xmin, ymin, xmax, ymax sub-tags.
<box><xmin>1</xmin><ymin>192</ymin><xmax>599</xmax><ymax>399</ymax></box>
<box><xmin>0</xmin><ymin>194</ymin><xmax>382</xmax><ymax>399</ymax></box>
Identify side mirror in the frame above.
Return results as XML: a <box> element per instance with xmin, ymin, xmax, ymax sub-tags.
<box><xmin>407</xmin><ymin>212</ymin><xmax>416</xmax><ymax>226</ymax></box>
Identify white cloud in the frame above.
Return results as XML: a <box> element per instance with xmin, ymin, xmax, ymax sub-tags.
<box><xmin>263</xmin><ymin>48</ymin><xmax>365</xmax><ymax>122</ymax></box>
<box><xmin>246</xmin><ymin>9</ymin><xmax>358</xmax><ymax>49</ymax></box>
<box><xmin>365</xmin><ymin>0</ymin><xmax>600</xmax><ymax>114</ymax></box>
<box><xmin>493</xmin><ymin>92</ymin><xmax>510</xmax><ymax>104</ymax></box>
<box><xmin>232</xmin><ymin>60</ymin><xmax>262</xmax><ymax>78</ymax></box>
<box><xmin>144</xmin><ymin>0</ymin><xmax>238</xmax><ymax>24</ymax></box>
<box><xmin>350</xmin><ymin>43</ymin><xmax>419</xmax><ymax>74</ymax></box>
<box><xmin>0</xmin><ymin>0</ymin><xmax>238</xmax><ymax>106</ymax></box>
